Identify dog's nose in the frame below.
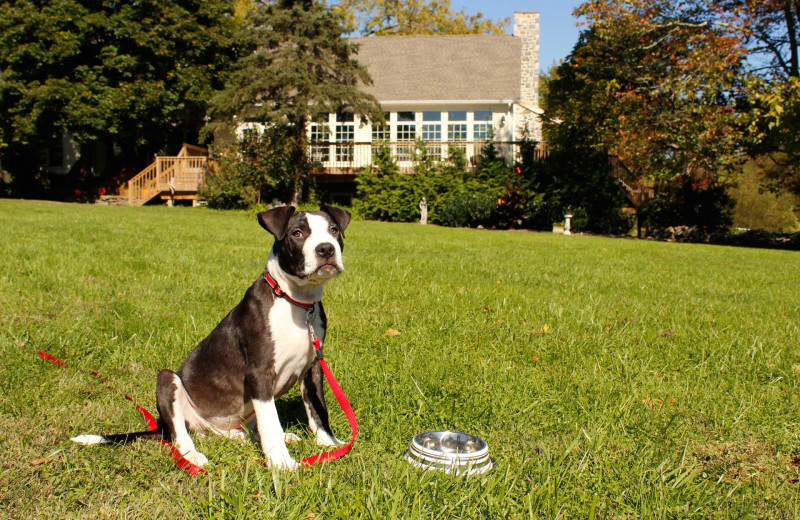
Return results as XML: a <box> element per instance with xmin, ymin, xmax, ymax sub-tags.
<box><xmin>316</xmin><ymin>243</ymin><xmax>335</xmax><ymax>259</ymax></box>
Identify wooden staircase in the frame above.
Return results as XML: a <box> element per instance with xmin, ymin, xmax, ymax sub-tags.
<box><xmin>128</xmin><ymin>144</ymin><xmax>209</xmax><ymax>206</ymax></box>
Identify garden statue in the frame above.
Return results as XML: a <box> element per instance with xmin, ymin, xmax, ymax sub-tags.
<box><xmin>419</xmin><ymin>198</ymin><xmax>428</xmax><ymax>225</ymax></box>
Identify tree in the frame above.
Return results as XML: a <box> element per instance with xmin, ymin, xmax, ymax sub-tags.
<box><xmin>561</xmin><ymin>1</ymin><xmax>752</xmax><ymax>186</ymax></box>
<box><xmin>207</xmin><ymin>0</ymin><xmax>381</xmax><ymax>205</ymax></box>
<box><xmin>729</xmin><ymin>0</ymin><xmax>800</xmax><ymax>194</ymax></box>
<box><xmin>0</xmin><ymin>0</ymin><xmax>240</xmax><ymax>194</ymax></box>
<box><xmin>335</xmin><ymin>0</ymin><xmax>508</xmax><ymax>36</ymax></box>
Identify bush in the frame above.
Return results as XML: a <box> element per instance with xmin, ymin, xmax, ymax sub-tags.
<box><xmin>199</xmin><ymin>127</ymin><xmax>299</xmax><ymax>209</ymax></box>
<box><xmin>354</xmin><ymin>141</ymin><xmax>510</xmax><ymax>227</ymax></box>
<box><xmin>639</xmin><ymin>176</ymin><xmax>734</xmax><ymax>232</ymax></box>
<box><xmin>199</xmin><ymin>157</ymin><xmax>258</xmax><ymax>209</ymax></box>
<box><xmin>437</xmin><ymin>192</ymin><xmax>497</xmax><ymax>228</ymax></box>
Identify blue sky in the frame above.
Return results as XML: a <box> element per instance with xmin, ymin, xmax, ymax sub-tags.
<box><xmin>455</xmin><ymin>1</ymin><xmax>585</xmax><ymax>71</ymax></box>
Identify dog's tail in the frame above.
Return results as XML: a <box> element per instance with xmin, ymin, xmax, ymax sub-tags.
<box><xmin>71</xmin><ymin>423</ymin><xmax>166</xmax><ymax>446</ymax></box>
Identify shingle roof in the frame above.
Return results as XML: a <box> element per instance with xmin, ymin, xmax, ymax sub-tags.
<box><xmin>349</xmin><ymin>35</ymin><xmax>522</xmax><ymax>102</ymax></box>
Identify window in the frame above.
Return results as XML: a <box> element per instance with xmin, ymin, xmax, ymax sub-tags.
<box><xmin>397</xmin><ymin>111</ymin><xmax>415</xmax><ymax>122</ymax></box>
<box><xmin>447</xmin><ymin>124</ymin><xmax>467</xmax><ymax>141</ymax></box>
<box><xmin>447</xmin><ymin>123</ymin><xmax>467</xmax><ymax>158</ymax></box>
<box><xmin>422</xmin><ymin>123</ymin><xmax>442</xmax><ymax>161</ymax></box>
<box><xmin>396</xmin><ymin>122</ymin><xmax>416</xmax><ymax>162</ymax></box>
<box><xmin>335</xmin><ymin>122</ymin><xmax>354</xmax><ymax>162</ymax></box>
<box><xmin>473</xmin><ymin>122</ymin><xmax>493</xmax><ymax>141</ymax></box>
<box><xmin>372</xmin><ymin>113</ymin><xmax>389</xmax><ymax>143</ymax></box>
<box><xmin>448</xmin><ymin>110</ymin><xmax>467</xmax><ymax>121</ymax></box>
<box><xmin>473</xmin><ymin>110</ymin><xmax>493</xmax><ymax>141</ymax></box>
<box><xmin>309</xmin><ymin>122</ymin><xmax>330</xmax><ymax>162</ymax></box>
<box><xmin>371</xmin><ymin>114</ymin><xmax>390</xmax><ymax>160</ymax></box>
<box><xmin>422</xmin><ymin>111</ymin><xmax>441</xmax><ymax>122</ymax></box>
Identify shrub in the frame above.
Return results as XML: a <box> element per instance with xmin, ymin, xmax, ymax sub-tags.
<box><xmin>199</xmin><ymin>155</ymin><xmax>258</xmax><ymax>209</ymax></box>
<box><xmin>354</xmin><ymin>141</ymin><xmax>510</xmax><ymax>227</ymax></box>
<box><xmin>639</xmin><ymin>176</ymin><xmax>734</xmax><ymax>232</ymax></box>
<box><xmin>437</xmin><ymin>192</ymin><xmax>497</xmax><ymax>228</ymax></box>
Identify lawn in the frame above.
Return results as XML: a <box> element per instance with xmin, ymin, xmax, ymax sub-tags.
<box><xmin>1</xmin><ymin>198</ymin><xmax>800</xmax><ymax>519</ymax></box>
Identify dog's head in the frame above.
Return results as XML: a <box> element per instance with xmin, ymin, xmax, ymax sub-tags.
<box><xmin>258</xmin><ymin>205</ymin><xmax>350</xmax><ymax>284</ymax></box>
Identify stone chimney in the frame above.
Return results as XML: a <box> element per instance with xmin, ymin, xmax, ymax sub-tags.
<box><xmin>513</xmin><ymin>12</ymin><xmax>541</xmax><ymax>141</ymax></box>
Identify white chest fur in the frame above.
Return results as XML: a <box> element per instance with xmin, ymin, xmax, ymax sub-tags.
<box><xmin>268</xmin><ymin>298</ymin><xmax>324</xmax><ymax>397</ymax></box>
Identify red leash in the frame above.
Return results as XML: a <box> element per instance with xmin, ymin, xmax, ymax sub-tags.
<box><xmin>264</xmin><ymin>270</ymin><xmax>359</xmax><ymax>467</ymax></box>
<box><xmin>38</xmin><ymin>344</ymin><xmax>356</xmax><ymax>474</ymax></box>
<box><xmin>38</xmin><ymin>350</ymin><xmax>206</xmax><ymax>476</ymax></box>
<box><xmin>300</xmin><ymin>337</ymin><xmax>358</xmax><ymax>466</ymax></box>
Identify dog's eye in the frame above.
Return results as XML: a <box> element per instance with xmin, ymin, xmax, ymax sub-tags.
<box><xmin>291</xmin><ymin>229</ymin><xmax>302</xmax><ymax>238</ymax></box>
<box><xmin>330</xmin><ymin>226</ymin><xmax>339</xmax><ymax>235</ymax></box>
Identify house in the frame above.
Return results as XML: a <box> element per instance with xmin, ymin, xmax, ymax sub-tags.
<box><xmin>125</xmin><ymin>11</ymin><xmax>543</xmax><ymax>206</ymax></box>
<box><xmin>240</xmin><ymin>11</ymin><xmax>543</xmax><ymax>205</ymax></box>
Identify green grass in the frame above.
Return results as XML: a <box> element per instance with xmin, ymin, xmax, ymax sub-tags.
<box><xmin>2</xmin><ymin>199</ymin><xmax>800</xmax><ymax>519</ymax></box>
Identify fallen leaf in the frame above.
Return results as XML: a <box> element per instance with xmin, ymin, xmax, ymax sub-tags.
<box><xmin>29</xmin><ymin>457</ymin><xmax>59</xmax><ymax>466</ymax></box>
<box><xmin>642</xmin><ymin>397</ymin><xmax>664</xmax><ymax>408</ymax></box>
<box><xmin>367</xmin><ymin>309</ymin><xmax>375</xmax><ymax>313</ymax></box>
<box><xmin>482</xmin><ymin>307</ymin><xmax>493</xmax><ymax>313</ymax></box>
<box><xmin>543</xmin><ymin>324</ymin><xmax>551</xmax><ymax>334</ymax></box>
<box><xmin>532</xmin><ymin>351</ymin><xmax>540</xmax><ymax>363</ymax></box>
<box><xmin>532</xmin><ymin>329</ymin><xmax>542</xmax><ymax>335</ymax></box>
<box><xmin>457</xmin><ymin>287</ymin><xmax>466</xmax><ymax>294</ymax></box>
<box><xmin>17</xmin><ymin>341</ymin><xmax>26</xmax><ymax>348</ymax></box>
<box><xmin>496</xmin><ymin>280</ymin><xmax>502</xmax><ymax>285</ymax></box>
<box><xmin>659</xmin><ymin>329</ymin><xmax>675</xmax><ymax>337</ymax></box>
<box><xmin>666</xmin><ymin>396</ymin><xmax>677</xmax><ymax>405</ymax></box>
<box><xmin>496</xmin><ymin>319</ymin><xmax>506</xmax><ymax>323</ymax></box>
<box><xmin>521</xmin><ymin>318</ymin><xmax>528</xmax><ymax>323</ymax></box>
<box><xmin>385</xmin><ymin>329</ymin><xmax>401</xmax><ymax>337</ymax></box>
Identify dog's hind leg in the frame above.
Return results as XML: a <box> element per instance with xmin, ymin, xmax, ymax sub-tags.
<box><xmin>157</xmin><ymin>370</ymin><xmax>209</xmax><ymax>467</ymax></box>
<box><xmin>301</xmin><ymin>361</ymin><xmax>344</xmax><ymax>447</ymax></box>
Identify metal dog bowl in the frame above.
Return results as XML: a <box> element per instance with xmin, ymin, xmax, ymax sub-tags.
<box><xmin>405</xmin><ymin>431</ymin><xmax>494</xmax><ymax>475</ymax></box>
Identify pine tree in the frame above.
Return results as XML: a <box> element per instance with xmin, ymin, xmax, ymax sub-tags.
<box><xmin>207</xmin><ymin>0</ymin><xmax>381</xmax><ymax>204</ymax></box>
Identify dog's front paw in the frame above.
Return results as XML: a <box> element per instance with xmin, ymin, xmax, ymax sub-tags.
<box><xmin>265</xmin><ymin>449</ymin><xmax>298</xmax><ymax>471</ymax></box>
<box><xmin>284</xmin><ymin>432</ymin><xmax>302</xmax><ymax>444</ymax></box>
<box><xmin>315</xmin><ymin>430</ymin><xmax>345</xmax><ymax>447</ymax></box>
<box><xmin>181</xmin><ymin>449</ymin><xmax>209</xmax><ymax>467</ymax></box>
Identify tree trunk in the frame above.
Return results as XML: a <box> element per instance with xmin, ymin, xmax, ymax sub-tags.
<box><xmin>290</xmin><ymin>116</ymin><xmax>308</xmax><ymax>206</ymax></box>
<box><xmin>785</xmin><ymin>0</ymin><xmax>799</xmax><ymax>77</ymax></box>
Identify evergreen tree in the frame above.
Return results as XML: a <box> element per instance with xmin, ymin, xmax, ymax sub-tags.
<box><xmin>207</xmin><ymin>0</ymin><xmax>381</xmax><ymax>204</ymax></box>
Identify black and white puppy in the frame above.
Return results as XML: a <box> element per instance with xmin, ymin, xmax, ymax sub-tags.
<box><xmin>72</xmin><ymin>205</ymin><xmax>350</xmax><ymax>469</ymax></box>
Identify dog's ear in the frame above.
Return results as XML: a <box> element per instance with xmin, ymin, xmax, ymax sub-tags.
<box><xmin>257</xmin><ymin>206</ymin><xmax>296</xmax><ymax>240</ymax></box>
<box><xmin>320</xmin><ymin>205</ymin><xmax>351</xmax><ymax>238</ymax></box>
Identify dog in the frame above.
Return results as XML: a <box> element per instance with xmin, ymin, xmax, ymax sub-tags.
<box><xmin>72</xmin><ymin>205</ymin><xmax>350</xmax><ymax>469</ymax></box>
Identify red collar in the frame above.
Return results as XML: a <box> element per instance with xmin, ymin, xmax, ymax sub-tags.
<box><xmin>263</xmin><ymin>270</ymin><xmax>316</xmax><ymax>310</ymax></box>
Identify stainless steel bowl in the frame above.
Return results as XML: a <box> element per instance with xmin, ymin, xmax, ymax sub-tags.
<box><xmin>405</xmin><ymin>430</ymin><xmax>493</xmax><ymax>475</ymax></box>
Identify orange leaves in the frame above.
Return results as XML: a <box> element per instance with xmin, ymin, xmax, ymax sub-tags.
<box><xmin>385</xmin><ymin>328</ymin><xmax>401</xmax><ymax>337</ymax></box>
<box><xmin>642</xmin><ymin>396</ymin><xmax>677</xmax><ymax>408</ymax></box>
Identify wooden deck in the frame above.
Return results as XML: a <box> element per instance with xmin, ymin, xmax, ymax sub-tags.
<box><xmin>127</xmin><ymin>145</ymin><xmax>209</xmax><ymax>206</ymax></box>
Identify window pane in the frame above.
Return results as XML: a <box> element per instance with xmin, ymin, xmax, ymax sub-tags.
<box><xmin>336</xmin><ymin>112</ymin><xmax>354</xmax><ymax>122</ymax></box>
<box><xmin>372</xmin><ymin>124</ymin><xmax>388</xmax><ymax>142</ymax></box>
<box><xmin>309</xmin><ymin>123</ymin><xmax>330</xmax><ymax>162</ymax></box>
<box><xmin>397</xmin><ymin>111</ymin><xmax>415</xmax><ymax>122</ymax></box>
<box><xmin>474</xmin><ymin>110</ymin><xmax>492</xmax><ymax>121</ymax></box>
<box><xmin>422</xmin><ymin>111</ymin><xmax>441</xmax><ymax>122</ymax></box>
<box><xmin>397</xmin><ymin>123</ymin><xmax>416</xmax><ymax>141</ymax></box>
<box><xmin>448</xmin><ymin>123</ymin><xmax>467</xmax><ymax>141</ymax></box>
<box><xmin>422</xmin><ymin>124</ymin><xmax>441</xmax><ymax>141</ymax></box>
<box><xmin>335</xmin><ymin>123</ymin><xmax>354</xmax><ymax>161</ymax></box>
<box><xmin>448</xmin><ymin>110</ymin><xmax>467</xmax><ymax>121</ymax></box>
<box><xmin>473</xmin><ymin>123</ymin><xmax>493</xmax><ymax>141</ymax></box>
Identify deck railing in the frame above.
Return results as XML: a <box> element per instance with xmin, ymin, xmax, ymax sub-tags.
<box><xmin>309</xmin><ymin>141</ymin><xmax>548</xmax><ymax>174</ymax></box>
<box><xmin>128</xmin><ymin>156</ymin><xmax>208</xmax><ymax>205</ymax></box>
